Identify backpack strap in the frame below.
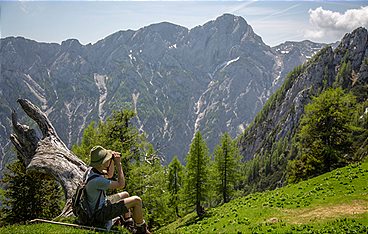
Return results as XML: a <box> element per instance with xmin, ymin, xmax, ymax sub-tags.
<box><xmin>94</xmin><ymin>190</ymin><xmax>103</xmax><ymax>214</ymax></box>
<box><xmin>84</xmin><ymin>169</ymin><xmax>104</xmax><ymax>215</ymax></box>
<box><xmin>86</xmin><ymin>174</ymin><xmax>100</xmax><ymax>184</ymax></box>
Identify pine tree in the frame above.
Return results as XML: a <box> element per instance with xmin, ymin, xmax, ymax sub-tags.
<box><xmin>72</xmin><ymin>108</ymin><xmax>170</xmax><ymax>229</ymax></box>
<box><xmin>214</xmin><ymin>132</ymin><xmax>240</xmax><ymax>203</ymax></box>
<box><xmin>184</xmin><ymin>131</ymin><xmax>210</xmax><ymax>216</ymax></box>
<box><xmin>0</xmin><ymin>160</ymin><xmax>63</xmax><ymax>225</ymax></box>
<box><xmin>288</xmin><ymin>87</ymin><xmax>358</xmax><ymax>182</ymax></box>
<box><xmin>132</xmin><ymin>160</ymin><xmax>173</xmax><ymax>229</ymax></box>
<box><xmin>168</xmin><ymin>156</ymin><xmax>184</xmax><ymax>217</ymax></box>
<box><xmin>72</xmin><ymin>109</ymin><xmax>144</xmax><ymax>182</ymax></box>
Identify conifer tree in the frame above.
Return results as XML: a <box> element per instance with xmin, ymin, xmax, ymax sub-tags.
<box><xmin>0</xmin><ymin>160</ymin><xmax>63</xmax><ymax>225</ymax></box>
<box><xmin>288</xmin><ymin>88</ymin><xmax>358</xmax><ymax>182</ymax></box>
<box><xmin>72</xmin><ymin>108</ymin><xmax>169</xmax><ymax>229</ymax></box>
<box><xmin>184</xmin><ymin>131</ymin><xmax>210</xmax><ymax>216</ymax></box>
<box><xmin>168</xmin><ymin>156</ymin><xmax>184</xmax><ymax>217</ymax></box>
<box><xmin>214</xmin><ymin>132</ymin><xmax>241</xmax><ymax>203</ymax></box>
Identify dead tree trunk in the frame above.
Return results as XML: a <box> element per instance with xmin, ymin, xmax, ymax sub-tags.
<box><xmin>10</xmin><ymin>98</ymin><xmax>87</xmax><ymax>217</ymax></box>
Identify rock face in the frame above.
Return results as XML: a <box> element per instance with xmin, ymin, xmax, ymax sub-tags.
<box><xmin>0</xmin><ymin>14</ymin><xmax>326</xmax><ymax>171</ymax></box>
<box><xmin>238</xmin><ymin>27</ymin><xmax>368</xmax><ymax>189</ymax></box>
<box><xmin>272</xmin><ymin>40</ymin><xmax>328</xmax><ymax>90</ymax></box>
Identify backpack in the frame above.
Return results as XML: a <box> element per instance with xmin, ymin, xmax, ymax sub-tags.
<box><xmin>72</xmin><ymin>169</ymin><xmax>103</xmax><ymax>225</ymax></box>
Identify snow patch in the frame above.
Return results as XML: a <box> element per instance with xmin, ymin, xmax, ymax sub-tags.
<box><xmin>132</xmin><ymin>92</ymin><xmax>140</xmax><ymax>115</ymax></box>
<box><xmin>237</xmin><ymin>124</ymin><xmax>245</xmax><ymax>134</ymax></box>
<box><xmin>94</xmin><ymin>74</ymin><xmax>108</xmax><ymax>120</ymax></box>
<box><xmin>128</xmin><ymin>54</ymin><xmax>136</xmax><ymax>61</ymax></box>
<box><xmin>23</xmin><ymin>74</ymin><xmax>47</xmax><ymax>110</ymax></box>
<box><xmin>132</xmin><ymin>92</ymin><xmax>144</xmax><ymax>131</ymax></box>
<box><xmin>223</xmin><ymin>57</ymin><xmax>240</xmax><ymax>69</ymax></box>
<box><xmin>169</xmin><ymin>44</ymin><xmax>177</xmax><ymax>49</ymax></box>
<box><xmin>272</xmin><ymin>55</ymin><xmax>283</xmax><ymax>88</ymax></box>
<box><xmin>162</xmin><ymin>117</ymin><xmax>171</xmax><ymax>139</ymax></box>
<box><xmin>211</xmin><ymin>57</ymin><xmax>240</xmax><ymax>78</ymax></box>
<box><xmin>226</xmin><ymin>119</ymin><xmax>232</xmax><ymax>128</ymax></box>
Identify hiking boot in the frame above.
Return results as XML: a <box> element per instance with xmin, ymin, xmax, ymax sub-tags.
<box><xmin>123</xmin><ymin>217</ymin><xmax>135</xmax><ymax>232</ymax></box>
<box><xmin>134</xmin><ymin>222</ymin><xmax>151</xmax><ymax>234</ymax></box>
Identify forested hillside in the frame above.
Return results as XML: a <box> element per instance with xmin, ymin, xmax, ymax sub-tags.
<box><xmin>238</xmin><ymin>27</ymin><xmax>368</xmax><ymax>193</ymax></box>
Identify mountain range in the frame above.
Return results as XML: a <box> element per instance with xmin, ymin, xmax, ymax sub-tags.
<box><xmin>0</xmin><ymin>14</ymin><xmax>328</xmax><ymax>172</ymax></box>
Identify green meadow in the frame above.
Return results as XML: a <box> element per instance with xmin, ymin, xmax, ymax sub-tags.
<box><xmin>1</xmin><ymin>161</ymin><xmax>367</xmax><ymax>233</ymax></box>
<box><xmin>158</xmin><ymin>161</ymin><xmax>368</xmax><ymax>233</ymax></box>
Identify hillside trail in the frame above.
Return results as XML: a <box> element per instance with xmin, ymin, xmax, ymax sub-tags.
<box><xmin>280</xmin><ymin>200</ymin><xmax>367</xmax><ymax>224</ymax></box>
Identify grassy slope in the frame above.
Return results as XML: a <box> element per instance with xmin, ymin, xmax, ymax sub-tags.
<box><xmin>0</xmin><ymin>221</ymin><xmax>129</xmax><ymax>234</ymax></box>
<box><xmin>158</xmin><ymin>161</ymin><xmax>368</xmax><ymax>233</ymax></box>
<box><xmin>0</xmin><ymin>162</ymin><xmax>367</xmax><ymax>233</ymax></box>
<box><xmin>0</xmin><ymin>223</ymin><xmax>97</xmax><ymax>234</ymax></box>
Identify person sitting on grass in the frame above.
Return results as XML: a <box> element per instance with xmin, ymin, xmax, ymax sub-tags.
<box><xmin>86</xmin><ymin>145</ymin><xmax>150</xmax><ymax>234</ymax></box>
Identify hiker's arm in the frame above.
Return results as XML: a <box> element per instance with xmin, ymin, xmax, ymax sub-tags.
<box><xmin>108</xmin><ymin>153</ymin><xmax>125</xmax><ymax>189</ymax></box>
<box><xmin>106</xmin><ymin>159</ymin><xmax>115</xmax><ymax>178</ymax></box>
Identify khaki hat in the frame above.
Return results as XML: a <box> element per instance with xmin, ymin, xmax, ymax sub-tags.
<box><xmin>89</xmin><ymin>146</ymin><xmax>113</xmax><ymax>168</ymax></box>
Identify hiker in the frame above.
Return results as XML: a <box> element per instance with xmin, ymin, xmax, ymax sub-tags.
<box><xmin>86</xmin><ymin>145</ymin><xmax>150</xmax><ymax>234</ymax></box>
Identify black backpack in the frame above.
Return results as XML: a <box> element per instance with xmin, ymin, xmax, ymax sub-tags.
<box><xmin>72</xmin><ymin>169</ymin><xmax>103</xmax><ymax>225</ymax></box>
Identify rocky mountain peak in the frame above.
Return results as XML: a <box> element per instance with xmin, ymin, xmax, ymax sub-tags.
<box><xmin>61</xmin><ymin>38</ymin><xmax>82</xmax><ymax>48</ymax></box>
<box><xmin>211</xmin><ymin>13</ymin><xmax>249</xmax><ymax>30</ymax></box>
<box><xmin>0</xmin><ymin>14</ymin><xmax>337</xmax><ymax>172</ymax></box>
<box><xmin>334</xmin><ymin>27</ymin><xmax>368</xmax><ymax>71</ymax></box>
<box><xmin>198</xmin><ymin>13</ymin><xmax>258</xmax><ymax>44</ymax></box>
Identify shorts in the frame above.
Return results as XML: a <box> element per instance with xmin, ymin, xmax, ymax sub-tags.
<box><xmin>93</xmin><ymin>193</ymin><xmax>129</xmax><ymax>227</ymax></box>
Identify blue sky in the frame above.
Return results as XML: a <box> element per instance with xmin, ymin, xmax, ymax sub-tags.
<box><xmin>1</xmin><ymin>1</ymin><xmax>367</xmax><ymax>46</ymax></box>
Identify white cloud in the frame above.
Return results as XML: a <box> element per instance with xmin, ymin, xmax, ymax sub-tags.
<box><xmin>304</xmin><ymin>6</ymin><xmax>368</xmax><ymax>40</ymax></box>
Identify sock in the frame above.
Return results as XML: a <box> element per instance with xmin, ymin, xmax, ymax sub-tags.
<box><xmin>121</xmin><ymin>215</ymin><xmax>132</xmax><ymax>222</ymax></box>
<box><xmin>124</xmin><ymin>217</ymin><xmax>133</xmax><ymax>222</ymax></box>
<box><xmin>136</xmin><ymin>220</ymin><xmax>145</xmax><ymax>227</ymax></box>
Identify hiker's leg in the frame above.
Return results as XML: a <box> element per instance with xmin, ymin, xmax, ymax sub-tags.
<box><xmin>108</xmin><ymin>191</ymin><xmax>130</xmax><ymax>202</ymax></box>
<box><xmin>123</xmin><ymin>196</ymin><xmax>144</xmax><ymax>225</ymax></box>
<box><xmin>95</xmin><ymin>196</ymin><xmax>129</xmax><ymax>225</ymax></box>
<box><xmin>110</xmin><ymin>192</ymin><xmax>131</xmax><ymax>219</ymax></box>
<box><xmin>118</xmin><ymin>192</ymin><xmax>132</xmax><ymax>219</ymax></box>
<box><xmin>117</xmin><ymin>191</ymin><xmax>130</xmax><ymax>199</ymax></box>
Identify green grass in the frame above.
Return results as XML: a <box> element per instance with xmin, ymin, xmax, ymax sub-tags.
<box><xmin>158</xmin><ymin>161</ymin><xmax>368</xmax><ymax>233</ymax></box>
<box><xmin>0</xmin><ymin>223</ymin><xmax>95</xmax><ymax>234</ymax></box>
<box><xmin>0</xmin><ymin>220</ymin><xmax>129</xmax><ymax>234</ymax></box>
<box><xmin>1</xmin><ymin>162</ymin><xmax>367</xmax><ymax>233</ymax></box>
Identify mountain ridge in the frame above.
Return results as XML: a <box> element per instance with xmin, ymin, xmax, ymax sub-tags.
<box><xmin>0</xmin><ymin>14</ymin><xmax>327</xmax><ymax>171</ymax></box>
<box><xmin>238</xmin><ymin>26</ymin><xmax>368</xmax><ymax>191</ymax></box>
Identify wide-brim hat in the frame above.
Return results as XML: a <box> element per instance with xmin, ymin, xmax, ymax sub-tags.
<box><xmin>89</xmin><ymin>146</ymin><xmax>113</xmax><ymax>168</ymax></box>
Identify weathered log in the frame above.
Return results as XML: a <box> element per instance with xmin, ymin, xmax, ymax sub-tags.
<box><xmin>10</xmin><ymin>98</ymin><xmax>87</xmax><ymax>217</ymax></box>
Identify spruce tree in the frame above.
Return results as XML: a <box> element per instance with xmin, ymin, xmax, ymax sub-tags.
<box><xmin>72</xmin><ymin>108</ymin><xmax>169</xmax><ymax>229</ymax></box>
<box><xmin>214</xmin><ymin>132</ymin><xmax>240</xmax><ymax>203</ymax></box>
<box><xmin>288</xmin><ymin>88</ymin><xmax>358</xmax><ymax>182</ymax></box>
<box><xmin>168</xmin><ymin>156</ymin><xmax>184</xmax><ymax>217</ymax></box>
<box><xmin>0</xmin><ymin>160</ymin><xmax>63</xmax><ymax>225</ymax></box>
<box><xmin>184</xmin><ymin>131</ymin><xmax>210</xmax><ymax>216</ymax></box>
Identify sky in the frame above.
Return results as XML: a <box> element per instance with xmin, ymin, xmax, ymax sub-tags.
<box><xmin>1</xmin><ymin>1</ymin><xmax>367</xmax><ymax>47</ymax></box>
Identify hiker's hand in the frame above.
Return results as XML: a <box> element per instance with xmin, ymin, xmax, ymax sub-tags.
<box><xmin>112</xmin><ymin>152</ymin><xmax>121</xmax><ymax>161</ymax></box>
